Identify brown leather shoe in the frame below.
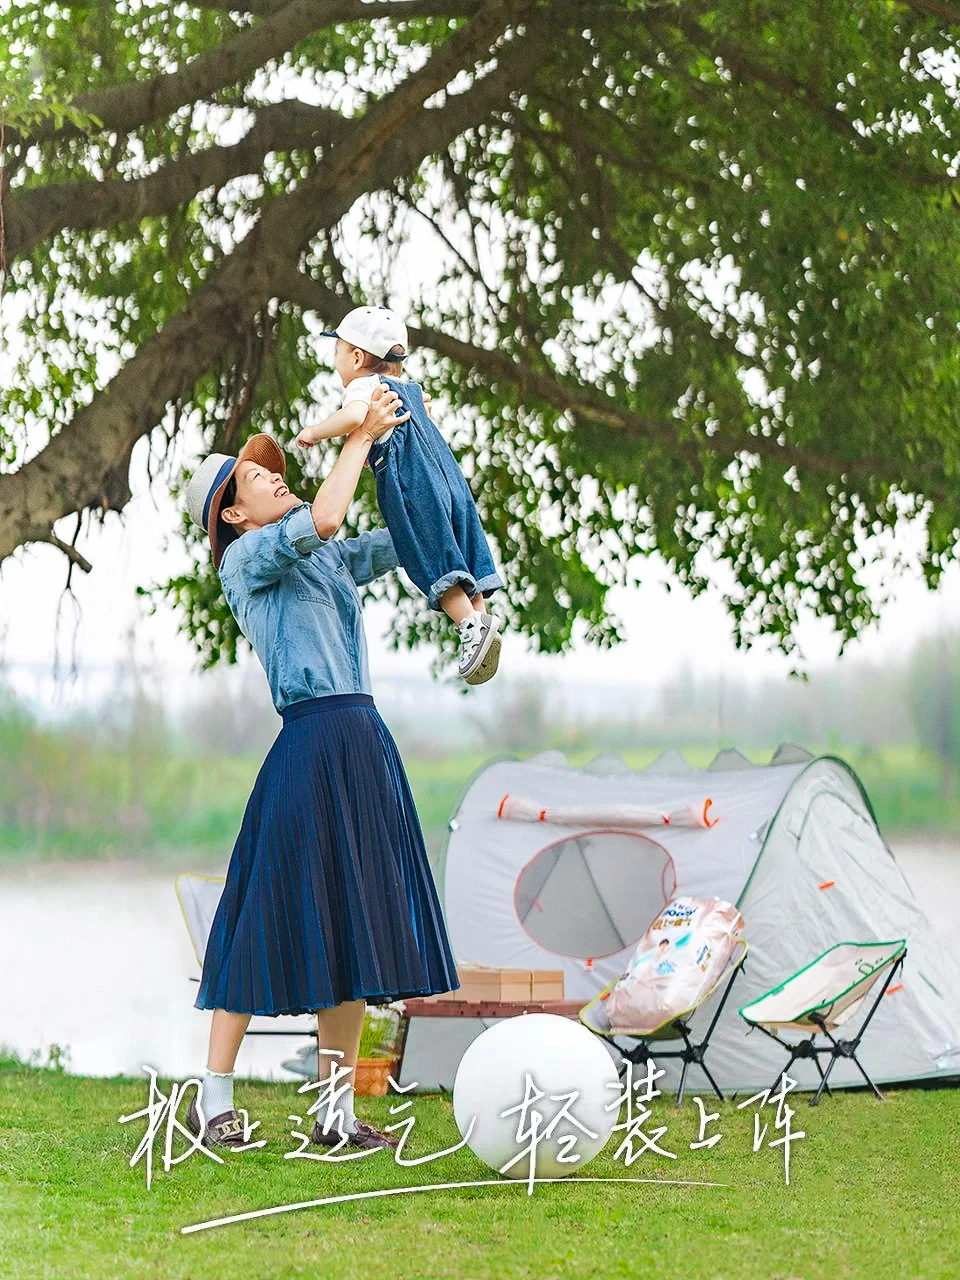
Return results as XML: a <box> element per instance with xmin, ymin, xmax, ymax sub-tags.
<box><xmin>310</xmin><ymin>1118</ymin><xmax>399</xmax><ymax>1150</ymax></box>
<box><xmin>185</xmin><ymin>1097</ymin><xmax>251</xmax><ymax>1149</ymax></box>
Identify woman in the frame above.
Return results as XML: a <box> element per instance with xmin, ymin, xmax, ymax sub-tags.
<box><xmin>183</xmin><ymin>384</ymin><xmax>459</xmax><ymax>1151</ymax></box>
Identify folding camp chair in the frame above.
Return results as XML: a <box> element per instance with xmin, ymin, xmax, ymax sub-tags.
<box><xmin>738</xmin><ymin>939</ymin><xmax>907</xmax><ymax>1106</ymax></box>
<box><xmin>580</xmin><ymin>940</ymin><xmax>749</xmax><ymax>1105</ymax></box>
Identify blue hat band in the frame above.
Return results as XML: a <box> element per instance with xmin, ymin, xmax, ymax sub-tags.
<box><xmin>202</xmin><ymin>457</ymin><xmax>237</xmax><ymax>532</ymax></box>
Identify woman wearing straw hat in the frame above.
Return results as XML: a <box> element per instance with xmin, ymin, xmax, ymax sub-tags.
<box><xmin>182</xmin><ymin>385</ymin><xmax>458</xmax><ymax>1151</ymax></box>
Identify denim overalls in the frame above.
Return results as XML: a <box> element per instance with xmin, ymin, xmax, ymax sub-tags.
<box><xmin>366</xmin><ymin>376</ymin><xmax>503</xmax><ymax>610</ymax></box>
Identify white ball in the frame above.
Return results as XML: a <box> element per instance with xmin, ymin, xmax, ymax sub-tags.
<box><xmin>452</xmin><ymin>1014</ymin><xmax>621</xmax><ymax>1180</ymax></box>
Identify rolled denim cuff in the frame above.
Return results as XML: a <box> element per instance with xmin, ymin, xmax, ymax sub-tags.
<box><xmin>284</xmin><ymin>504</ymin><xmax>324</xmax><ymax>556</ymax></box>
<box><xmin>428</xmin><ymin>569</ymin><xmax>478</xmax><ymax>611</ymax></box>
<box><xmin>474</xmin><ymin>573</ymin><xmax>503</xmax><ymax>598</ymax></box>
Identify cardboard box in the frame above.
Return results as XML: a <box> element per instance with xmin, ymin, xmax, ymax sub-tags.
<box><xmin>531</xmin><ymin>970</ymin><xmax>565</xmax><ymax>1001</ymax></box>
<box><xmin>428</xmin><ymin>967</ymin><xmax>502</xmax><ymax>1002</ymax></box>
<box><xmin>420</xmin><ymin>966</ymin><xmax>565</xmax><ymax>1004</ymax></box>
<box><xmin>499</xmin><ymin>969</ymin><xmax>533</xmax><ymax>1001</ymax></box>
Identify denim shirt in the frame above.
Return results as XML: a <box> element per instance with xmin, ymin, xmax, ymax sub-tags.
<box><xmin>218</xmin><ymin>504</ymin><xmax>399</xmax><ymax>711</ymax></box>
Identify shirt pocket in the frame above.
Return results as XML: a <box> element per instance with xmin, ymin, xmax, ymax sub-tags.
<box><xmin>294</xmin><ymin>572</ymin><xmax>336</xmax><ymax>608</ymax></box>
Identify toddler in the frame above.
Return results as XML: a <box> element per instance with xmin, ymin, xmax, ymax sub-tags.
<box><xmin>296</xmin><ymin>305</ymin><xmax>503</xmax><ymax>684</ymax></box>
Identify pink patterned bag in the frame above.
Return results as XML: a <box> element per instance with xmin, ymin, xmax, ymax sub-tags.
<box><xmin>605</xmin><ymin>896</ymin><xmax>744</xmax><ymax>1035</ymax></box>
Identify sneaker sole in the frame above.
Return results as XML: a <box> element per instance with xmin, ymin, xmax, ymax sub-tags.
<box><xmin>459</xmin><ymin>616</ymin><xmax>501</xmax><ymax>681</ymax></box>
<box><xmin>464</xmin><ymin>632</ymin><xmax>501</xmax><ymax>685</ymax></box>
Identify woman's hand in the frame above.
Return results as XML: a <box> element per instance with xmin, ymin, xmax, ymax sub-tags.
<box><xmin>309</xmin><ymin>387</ymin><xmax>407</xmax><ymax>539</ymax></box>
<box><xmin>359</xmin><ymin>383</ymin><xmax>409</xmax><ymax>443</ymax></box>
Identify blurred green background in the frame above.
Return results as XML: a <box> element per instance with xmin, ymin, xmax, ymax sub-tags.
<box><xmin>4</xmin><ymin>625</ymin><xmax>960</xmax><ymax>867</ymax></box>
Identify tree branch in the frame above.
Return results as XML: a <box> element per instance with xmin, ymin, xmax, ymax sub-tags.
<box><xmin>240</xmin><ymin>0</ymin><xmax>539</xmax><ymax>256</ymax></box>
<box><xmin>184</xmin><ymin>0</ymin><xmax>482</xmax><ymax>17</ymax></box>
<box><xmin>669</xmin><ymin>13</ymin><xmax>862</xmax><ymax>142</ymax></box>
<box><xmin>15</xmin><ymin>0</ymin><xmax>444</xmax><ymax>147</ymax></box>
<box><xmin>901</xmin><ymin>0</ymin><xmax>960</xmax><ymax>24</ymax></box>
<box><xmin>3</xmin><ymin>101</ymin><xmax>346</xmax><ymax>263</ymax></box>
<box><xmin>309</xmin><ymin>0</ymin><xmax>532</xmax><ymax>196</ymax></box>
<box><xmin>665</xmin><ymin>13</ymin><xmax>960</xmax><ymax>189</ymax></box>
<box><xmin>531</xmin><ymin>87</ymin><xmax>713</xmax><ymax>202</ymax></box>
<box><xmin>0</xmin><ymin>0</ymin><xmax>549</xmax><ymax>562</ymax></box>
<box><xmin>46</xmin><ymin>534</ymin><xmax>94</xmax><ymax>574</ymax></box>
<box><xmin>273</xmin><ymin>265</ymin><xmax>932</xmax><ymax>493</ymax></box>
<box><xmin>409</xmin><ymin>200</ymin><xmax>489</xmax><ymax>289</ymax></box>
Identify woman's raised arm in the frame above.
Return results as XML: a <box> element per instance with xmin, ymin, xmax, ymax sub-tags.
<box><xmin>310</xmin><ymin>384</ymin><xmax>408</xmax><ymax>540</ymax></box>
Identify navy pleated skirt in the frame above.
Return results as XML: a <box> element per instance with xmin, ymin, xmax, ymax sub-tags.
<box><xmin>195</xmin><ymin>694</ymin><xmax>459</xmax><ymax>1016</ymax></box>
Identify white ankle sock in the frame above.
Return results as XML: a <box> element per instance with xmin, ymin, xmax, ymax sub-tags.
<box><xmin>201</xmin><ymin>1068</ymin><xmax>234</xmax><ymax>1122</ymax></box>
<box><xmin>457</xmin><ymin>611</ymin><xmax>482</xmax><ymax>636</ymax></box>
<box><xmin>318</xmin><ymin>1080</ymin><xmax>357</xmax><ymax>1135</ymax></box>
<box><xmin>340</xmin><ymin>1084</ymin><xmax>358</xmax><ymax>1134</ymax></box>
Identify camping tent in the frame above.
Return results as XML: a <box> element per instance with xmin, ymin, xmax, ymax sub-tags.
<box><xmin>398</xmin><ymin>745</ymin><xmax>960</xmax><ymax>1093</ymax></box>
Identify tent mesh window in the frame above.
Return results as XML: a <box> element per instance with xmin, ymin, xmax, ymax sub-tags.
<box><xmin>513</xmin><ymin>830</ymin><xmax>676</xmax><ymax>960</ymax></box>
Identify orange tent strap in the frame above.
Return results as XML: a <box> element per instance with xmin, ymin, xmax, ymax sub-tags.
<box><xmin>885</xmin><ymin>983</ymin><xmax>904</xmax><ymax>996</ymax></box>
<box><xmin>497</xmin><ymin>795</ymin><xmax>508</xmax><ymax>819</ymax></box>
<box><xmin>818</xmin><ymin>880</ymin><xmax>835</xmax><ymax>890</ymax></box>
<box><xmin>703</xmin><ymin>798</ymin><xmax>718</xmax><ymax>828</ymax></box>
<box><xmin>539</xmin><ymin>810</ymin><xmax>546</xmax><ymax>821</ymax></box>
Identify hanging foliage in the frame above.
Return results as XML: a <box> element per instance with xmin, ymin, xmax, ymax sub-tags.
<box><xmin>1</xmin><ymin>0</ymin><xmax>959</xmax><ymax>667</ymax></box>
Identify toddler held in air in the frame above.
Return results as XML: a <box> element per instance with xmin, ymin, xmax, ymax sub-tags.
<box><xmin>296</xmin><ymin>306</ymin><xmax>503</xmax><ymax>685</ymax></box>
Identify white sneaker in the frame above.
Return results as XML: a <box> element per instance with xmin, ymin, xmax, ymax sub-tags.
<box><xmin>467</xmin><ymin>626</ymin><xmax>502</xmax><ymax>685</ymax></box>
<box><xmin>457</xmin><ymin>613</ymin><xmax>501</xmax><ymax>684</ymax></box>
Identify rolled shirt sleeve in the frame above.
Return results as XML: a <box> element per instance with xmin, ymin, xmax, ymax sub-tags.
<box><xmin>336</xmin><ymin>528</ymin><xmax>399</xmax><ymax>585</ymax></box>
<box><xmin>219</xmin><ymin>503</ymin><xmax>324</xmax><ymax>592</ymax></box>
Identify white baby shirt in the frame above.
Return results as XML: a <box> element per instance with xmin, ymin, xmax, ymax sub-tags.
<box><xmin>342</xmin><ymin>374</ymin><xmax>394</xmax><ymax>442</ymax></box>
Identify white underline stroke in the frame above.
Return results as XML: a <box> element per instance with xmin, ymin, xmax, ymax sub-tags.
<box><xmin>181</xmin><ymin>1175</ymin><xmax>729</xmax><ymax>1234</ymax></box>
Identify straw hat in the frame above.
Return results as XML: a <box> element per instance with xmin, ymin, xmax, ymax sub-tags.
<box><xmin>184</xmin><ymin>434</ymin><xmax>286</xmax><ymax>569</ymax></box>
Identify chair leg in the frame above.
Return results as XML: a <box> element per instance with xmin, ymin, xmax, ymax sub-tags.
<box><xmin>849</xmin><ymin>1051</ymin><xmax>885</xmax><ymax>1101</ymax></box>
<box><xmin>811</xmin><ymin>1049</ymin><xmax>842</xmax><ymax>1106</ymax></box>
<box><xmin>696</xmin><ymin>1058</ymin><xmax>725</xmax><ymax>1104</ymax></box>
<box><xmin>769</xmin><ymin>1050</ymin><xmax>799</xmax><ymax>1098</ymax></box>
<box><xmin>676</xmin><ymin>1057</ymin><xmax>690</xmax><ymax>1107</ymax></box>
<box><xmin>811</xmin><ymin>1053</ymin><xmax>833</xmax><ymax>1097</ymax></box>
<box><xmin>840</xmin><ymin>953</ymin><xmax>904</xmax><ymax>1101</ymax></box>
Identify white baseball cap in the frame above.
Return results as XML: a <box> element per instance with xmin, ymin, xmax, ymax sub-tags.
<box><xmin>322</xmin><ymin>305</ymin><xmax>408</xmax><ymax>360</ymax></box>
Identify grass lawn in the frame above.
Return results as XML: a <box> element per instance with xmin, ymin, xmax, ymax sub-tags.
<box><xmin>1</xmin><ymin>1063</ymin><xmax>957</xmax><ymax>1280</ymax></box>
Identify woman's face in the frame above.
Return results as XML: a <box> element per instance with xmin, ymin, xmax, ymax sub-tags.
<box><xmin>221</xmin><ymin>460</ymin><xmax>301</xmax><ymax>532</ymax></box>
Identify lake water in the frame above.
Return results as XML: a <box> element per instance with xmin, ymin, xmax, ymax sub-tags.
<box><xmin>1</xmin><ymin>839</ymin><xmax>958</xmax><ymax>1081</ymax></box>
